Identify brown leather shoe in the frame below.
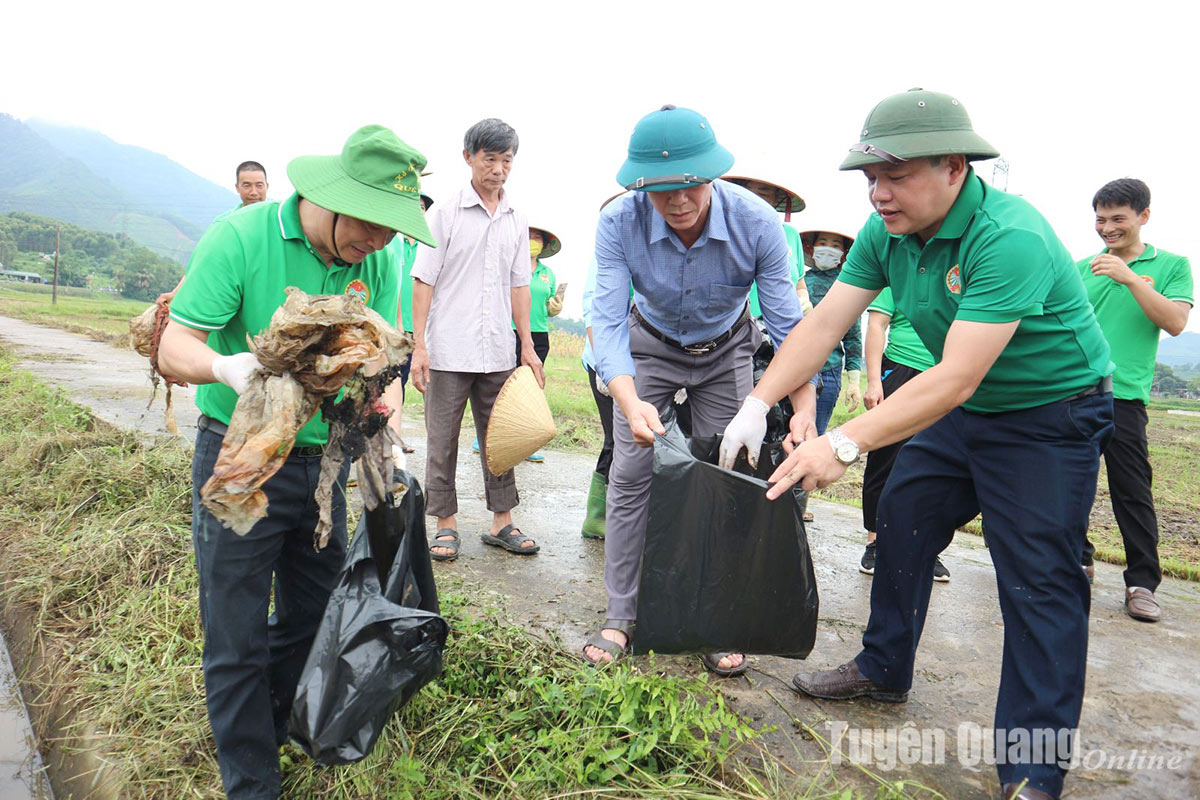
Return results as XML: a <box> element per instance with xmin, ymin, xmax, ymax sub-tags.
<box><xmin>791</xmin><ymin>659</ymin><xmax>907</xmax><ymax>702</ymax></box>
<box><xmin>1125</xmin><ymin>587</ymin><xmax>1161</xmax><ymax>622</ymax></box>
<box><xmin>999</xmin><ymin>781</ymin><xmax>1056</xmax><ymax>799</ymax></box>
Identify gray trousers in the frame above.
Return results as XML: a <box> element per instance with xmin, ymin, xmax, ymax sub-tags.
<box><xmin>424</xmin><ymin>368</ymin><xmax>518</xmax><ymax>518</ymax></box>
<box><xmin>605</xmin><ymin>315</ymin><xmax>760</xmax><ymax>621</ymax></box>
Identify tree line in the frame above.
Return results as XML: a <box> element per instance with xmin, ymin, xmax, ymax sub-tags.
<box><xmin>0</xmin><ymin>212</ymin><xmax>183</xmax><ymax>301</ymax></box>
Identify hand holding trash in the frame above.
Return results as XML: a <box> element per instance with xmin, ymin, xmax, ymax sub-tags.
<box><xmin>211</xmin><ymin>352</ymin><xmax>264</xmax><ymax>395</ymax></box>
<box><xmin>594</xmin><ymin>372</ymin><xmax>611</xmax><ymax>397</ymax></box>
<box><xmin>623</xmin><ymin>399</ymin><xmax>665</xmax><ymax>447</ymax></box>
<box><xmin>718</xmin><ymin>395</ymin><xmax>769</xmax><ymax>469</ymax></box>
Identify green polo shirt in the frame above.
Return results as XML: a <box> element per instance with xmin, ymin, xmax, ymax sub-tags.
<box><xmin>170</xmin><ymin>192</ymin><xmax>399</xmax><ymax>446</ymax></box>
<box><xmin>518</xmin><ymin>260</ymin><xmax>557</xmax><ymax>333</ymax></box>
<box><xmin>1078</xmin><ymin>244</ymin><xmax>1193</xmax><ymax>403</ymax></box>
<box><xmin>749</xmin><ymin>223</ymin><xmax>803</xmax><ymax>317</ymax></box>
<box><xmin>387</xmin><ymin>236</ymin><xmax>419</xmax><ymax>331</ymax></box>
<box><xmin>839</xmin><ymin>170</ymin><xmax>1111</xmax><ymax>413</ymax></box>
<box><xmin>868</xmin><ymin>287</ymin><xmax>935</xmax><ymax>372</ymax></box>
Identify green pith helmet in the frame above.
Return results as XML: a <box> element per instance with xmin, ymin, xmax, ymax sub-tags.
<box><xmin>839</xmin><ymin>88</ymin><xmax>999</xmax><ymax>171</ymax></box>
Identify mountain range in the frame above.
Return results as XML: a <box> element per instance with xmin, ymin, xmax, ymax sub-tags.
<box><xmin>1155</xmin><ymin>331</ymin><xmax>1200</xmax><ymax>367</ymax></box>
<box><xmin>0</xmin><ymin>114</ymin><xmax>237</xmax><ymax>263</ymax></box>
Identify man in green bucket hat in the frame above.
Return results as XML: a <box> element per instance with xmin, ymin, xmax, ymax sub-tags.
<box><xmin>722</xmin><ymin>89</ymin><xmax>1113</xmax><ymax>800</ymax></box>
<box><xmin>585</xmin><ymin>105</ymin><xmax>818</xmax><ymax>676</ymax></box>
<box><xmin>159</xmin><ymin>125</ymin><xmax>433</xmax><ymax>800</ymax></box>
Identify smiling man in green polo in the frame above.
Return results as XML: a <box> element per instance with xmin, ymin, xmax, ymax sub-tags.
<box><xmin>1078</xmin><ymin>178</ymin><xmax>1192</xmax><ymax>622</ymax></box>
<box><xmin>158</xmin><ymin>125</ymin><xmax>434</xmax><ymax>800</ymax></box>
<box><xmin>722</xmin><ymin>89</ymin><xmax>1113</xmax><ymax>800</ymax></box>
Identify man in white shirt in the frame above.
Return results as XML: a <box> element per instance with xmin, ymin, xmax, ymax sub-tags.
<box><xmin>410</xmin><ymin>118</ymin><xmax>545</xmax><ymax>562</ymax></box>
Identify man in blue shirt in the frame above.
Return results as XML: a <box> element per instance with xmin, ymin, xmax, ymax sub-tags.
<box><xmin>584</xmin><ymin>105</ymin><xmax>817</xmax><ymax>676</ymax></box>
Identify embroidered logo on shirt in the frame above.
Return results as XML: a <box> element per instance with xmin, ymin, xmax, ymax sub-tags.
<box><xmin>541</xmin><ymin>273</ymin><xmax>551</xmax><ymax>284</ymax></box>
<box><xmin>945</xmin><ymin>264</ymin><xmax>962</xmax><ymax>295</ymax></box>
<box><xmin>1140</xmin><ymin>274</ymin><xmax>1155</xmax><ymax>288</ymax></box>
<box><xmin>345</xmin><ymin>279</ymin><xmax>370</xmax><ymax>303</ymax></box>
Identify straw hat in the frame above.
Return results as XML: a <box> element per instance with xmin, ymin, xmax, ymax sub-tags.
<box><xmin>529</xmin><ymin>226</ymin><xmax>561</xmax><ymax>258</ymax></box>
<box><xmin>485</xmin><ymin>366</ymin><xmax>557</xmax><ymax>476</ymax></box>
<box><xmin>723</xmin><ymin>175</ymin><xmax>806</xmax><ymax>219</ymax></box>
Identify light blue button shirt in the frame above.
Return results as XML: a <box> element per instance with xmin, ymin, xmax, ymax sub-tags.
<box><xmin>593</xmin><ymin>180</ymin><xmax>804</xmax><ymax>382</ymax></box>
<box><xmin>581</xmin><ymin>256</ymin><xmax>598</xmax><ymax>370</ymax></box>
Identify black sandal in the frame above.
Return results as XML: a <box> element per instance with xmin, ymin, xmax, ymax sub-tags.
<box><xmin>701</xmin><ymin>652</ymin><xmax>748</xmax><ymax>678</ymax></box>
<box><xmin>480</xmin><ymin>524</ymin><xmax>539</xmax><ymax>555</ymax></box>
<box><xmin>429</xmin><ymin>529</ymin><xmax>460</xmax><ymax>562</ymax></box>
<box><xmin>582</xmin><ymin>619</ymin><xmax>634</xmax><ymax>666</ymax></box>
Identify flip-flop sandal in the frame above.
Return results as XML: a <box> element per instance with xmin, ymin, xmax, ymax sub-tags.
<box><xmin>401</xmin><ymin>442</ymin><xmax>415</xmax><ymax>454</ymax></box>
<box><xmin>429</xmin><ymin>529</ymin><xmax>460</xmax><ymax>562</ymax></box>
<box><xmin>803</xmin><ymin>511</ymin><xmax>815</xmax><ymax>523</ymax></box>
<box><xmin>582</xmin><ymin>620</ymin><xmax>634</xmax><ymax>666</ymax></box>
<box><xmin>701</xmin><ymin>652</ymin><xmax>748</xmax><ymax>678</ymax></box>
<box><xmin>481</xmin><ymin>524</ymin><xmax>540</xmax><ymax>555</ymax></box>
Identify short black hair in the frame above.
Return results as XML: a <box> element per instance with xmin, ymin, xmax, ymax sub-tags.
<box><xmin>236</xmin><ymin>161</ymin><xmax>267</xmax><ymax>181</ymax></box>
<box><xmin>464</xmin><ymin>119</ymin><xmax>519</xmax><ymax>156</ymax></box>
<box><xmin>1093</xmin><ymin>178</ymin><xmax>1150</xmax><ymax>213</ymax></box>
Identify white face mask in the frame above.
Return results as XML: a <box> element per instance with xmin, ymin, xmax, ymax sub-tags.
<box><xmin>812</xmin><ymin>245</ymin><xmax>844</xmax><ymax>271</ymax></box>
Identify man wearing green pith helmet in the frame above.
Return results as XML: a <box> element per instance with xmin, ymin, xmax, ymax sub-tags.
<box><xmin>722</xmin><ymin>89</ymin><xmax>1113</xmax><ymax>800</ymax></box>
<box><xmin>159</xmin><ymin>126</ymin><xmax>434</xmax><ymax>800</ymax></box>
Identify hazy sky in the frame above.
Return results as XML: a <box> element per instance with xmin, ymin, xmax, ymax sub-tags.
<box><xmin>4</xmin><ymin>1</ymin><xmax>1198</xmax><ymax>331</ymax></box>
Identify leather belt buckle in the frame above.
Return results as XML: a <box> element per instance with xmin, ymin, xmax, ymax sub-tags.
<box><xmin>292</xmin><ymin>445</ymin><xmax>325</xmax><ymax>457</ymax></box>
<box><xmin>683</xmin><ymin>340</ymin><xmax>718</xmax><ymax>355</ymax></box>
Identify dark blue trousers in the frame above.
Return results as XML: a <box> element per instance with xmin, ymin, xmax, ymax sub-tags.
<box><xmin>192</xmin><ymin>420</ymin><xmax>349</xmax><ymax>800</ymax></box>
<box><xmin>855</xmin><ymin>393</ymin><xmax>1112</xmax><ymax>797</ymax></box>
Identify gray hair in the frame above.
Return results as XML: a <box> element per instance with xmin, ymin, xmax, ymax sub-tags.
<box><xmin>464</xmin><ymin>118</ymin><xmax>519</xmax><ymax>156</ymax></box>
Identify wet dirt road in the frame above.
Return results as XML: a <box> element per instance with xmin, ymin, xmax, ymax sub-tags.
<box><xmin>3</xmin><ymin>314</ymin><xmax>1199</xmax><ymax>799</ymax></box>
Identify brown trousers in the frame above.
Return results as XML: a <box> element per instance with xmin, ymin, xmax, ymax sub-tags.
<box><xmin>423</xmin><ymin>368</ymin><xmax>518</xmax><ymax>518</ymax></box>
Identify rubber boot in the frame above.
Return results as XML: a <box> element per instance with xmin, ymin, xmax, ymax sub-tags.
<box><xmin>581</xmin><ymin>471</ymin><xmax>607</xmax><ymax>539</ymax></box>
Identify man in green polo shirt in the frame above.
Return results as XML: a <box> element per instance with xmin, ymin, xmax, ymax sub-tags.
<box><xmin>720</xmin><ymin>89</ymin><xmax>1113</xmax><ymax>800</ymax></box>
<box><xmin>1078</xmin><ymin>178</ymin><xmax>1192</xmax><ymax>623</ymax></box>
<box><xmin>158</xmin><ymin>126</ymin><xmax>435</xmax><ymax>800</ymax></box>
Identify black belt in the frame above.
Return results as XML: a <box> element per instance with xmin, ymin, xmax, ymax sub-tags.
<box><xmin>631</xmin><ymin>303</ymin><xmax>750</xmax><ymax>355</ymax></box>
<box><xmin>1063</xmin><ymin>375</ymin><xmax>1113</xmax><ymax>402</ymax></box>
<box><xmin>198</xmin><ymin>414</ymin><xmax>325</xmax><ymax>457</ymax></box>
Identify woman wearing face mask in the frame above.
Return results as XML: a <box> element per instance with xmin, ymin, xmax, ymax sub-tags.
<box><xmin>800</xmin><ymin>226</ymin><xmax>864</xmax><ymax>435</ymax></box>
<box><xmin>475</xmin><ymin>226</ymin><xmax>563</xmax><ymax>462</ymax></box>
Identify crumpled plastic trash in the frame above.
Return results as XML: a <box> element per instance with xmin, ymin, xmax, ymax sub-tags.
<box><xmin>633</xmin><ymin>416</ymin><xmax>819</xmax><ymax>658</ymax></box>
<box><xmin>201</xmin><ymin>287</ymin><xmax>411</xmax><ymax>537</ymax></box>
<box><xmin>129</xmin><ymin>299</ymin><xmax>187</xmax><ymax>434</ymax></box>
<box><xmin>289</xmin><ymin>469</ymin><xmax>448</xmax><ymax>765</ymax></box>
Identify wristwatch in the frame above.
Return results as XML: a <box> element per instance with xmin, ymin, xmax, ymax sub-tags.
<box><xmin>827</xmin><ymin>428</ymin><xmax>863</xmax><ymax>465</ymax></box>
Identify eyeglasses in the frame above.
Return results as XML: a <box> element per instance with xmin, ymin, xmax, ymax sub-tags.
<box><xmin>624</xmin><ymin>173</ymin><xmax>713</xmax><ymax>191</ymax></box>
<box><xmin>848</xmin><ymin>143</ymin><xmax>908</xmax><ymax>165</ymax></box>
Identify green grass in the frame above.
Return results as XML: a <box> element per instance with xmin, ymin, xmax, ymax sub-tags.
<box><xmin>0</xmin><ymin>355</ymin><xmax>941</xmax><ymax>798</ymax></box>
<box><xmin>0</xmin><ymin>284</ymin><xmax>148</xmax><ymax>346</ymax></box>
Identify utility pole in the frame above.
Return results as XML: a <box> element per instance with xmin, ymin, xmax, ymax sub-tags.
<box><xmin>52</xmin><ymin>223</ymin><xmax>60</xmax><ymax>305</ymax></box>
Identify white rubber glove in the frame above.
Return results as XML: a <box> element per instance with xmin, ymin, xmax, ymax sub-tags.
<box><xmin>594</xmin><ymin>372</ymin><xmax>611</xmax><ymax>397</ymax></box>
<box><xmin>673</xmin><ymin>388</ymin><xmax>688</xmax><ymax>405</ymax></box>
<box><xmin>211</xmin><ymin>352</ymin><xmax>263</xmax><ymax>396</ymax></box>
<box><xmin>801</xmin><ymin>298</ymin><xmax>814</xmax><ymax>315</ymax></box>
<box><xmin>546</xmin><ymin>296</ymin><xmax>563</xmax><ymax>317</ymax></box>
<box><xmin>718</xmin><ymin>396</ymin><xmax>770</xmax><ymax>470</ymax></box>
<box><xmin>841</xmin><ymin>369</ymin><xmax>862</xmax><ymax>412</ymax></box>
<box><xmin>390</xmin><ymin>443</ymin><xmax>408</xmax><ymax>472</ymax></box>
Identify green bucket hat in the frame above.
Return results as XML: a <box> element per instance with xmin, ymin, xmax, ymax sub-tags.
<box><xmin>287</xmin><ymin>125</ymin><xmax>436</xmax><ymax>246</ymax></box>
<box><xmin>529</xmin><ymin>226</ymin><xmax>561</xmax><ymax>258</ymax></box>
<box><xmin>840</xmin><ymin>88</ymin><xmax>999</xmax><ymax>171</ymax></box>
<box><xmin>616</xmin><ymin>105</ymin><xmax>734</xmax><ymax>192</ymax></box>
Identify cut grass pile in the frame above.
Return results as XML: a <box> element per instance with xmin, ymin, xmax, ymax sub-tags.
<box><xmin>0</xmin><ymin>355</ymin><xmax>935</xmax><ymax>798</ymax></box>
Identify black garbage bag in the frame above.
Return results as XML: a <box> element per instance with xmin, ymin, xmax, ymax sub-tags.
<box><xmin>633</xmin><ymin>419</ymin><xmax>819</xmax><ymax>658</ymax></box>
<box><xmin>289</xmin><ymin>471</ymin><xmax>449</xmax><ymax>765</ymax></box>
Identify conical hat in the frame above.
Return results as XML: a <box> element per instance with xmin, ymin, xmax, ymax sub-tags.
<box><xmin>485</xmin><ymin>366</ymin><xmax>557</xmax><ymax>476</ymax></box>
